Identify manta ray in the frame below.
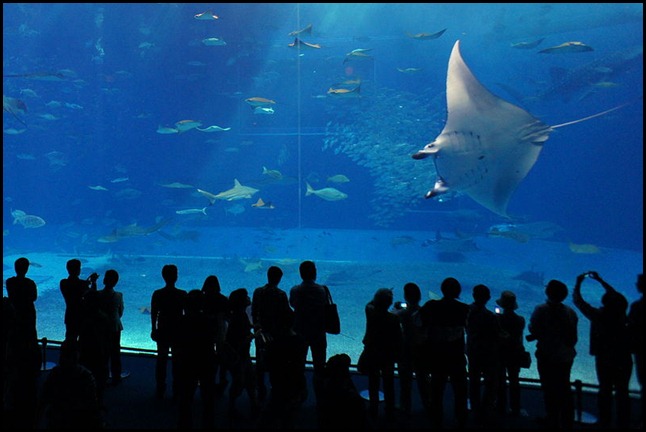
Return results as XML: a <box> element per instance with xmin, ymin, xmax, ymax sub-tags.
<box><xmin>412</xmin><ymin>40</ymin><xmax>625</xmax><ymax>217</ymax></box>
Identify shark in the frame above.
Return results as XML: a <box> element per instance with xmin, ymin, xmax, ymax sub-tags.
<box><xmin>197</xmin><ymin>179</ymin><xmax>259</xmax><ymax>204</ymax></box>
<box><xmin>97</xmin><ymin>218</ymin><xmax>171</xmax><ymax>243</ymax></box>
<box><xmin>412</xmin><ymin>40</ymin><xmax>626</xmax><ymax>218</ymax></box>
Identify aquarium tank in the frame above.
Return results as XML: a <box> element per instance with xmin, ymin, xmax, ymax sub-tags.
<box><xmin>3</xmin><ymin>3</ymin><xmax>643</xmax><ymax>390</ymax></box>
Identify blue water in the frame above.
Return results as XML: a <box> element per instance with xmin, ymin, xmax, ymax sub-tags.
<box><xmin>3</xmin><ymin>4</ymin><xmax>643</xmax><ymax>389</ymax></box>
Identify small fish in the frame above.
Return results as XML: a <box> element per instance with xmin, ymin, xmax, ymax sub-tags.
<box><xmin>305</xmin><ymin>182</ymin><xmax>348</xmax><ymax>201</ymax></box>
<box><xmin>156</xmin><ymin>125</ymin><xmax>179</xmax><ymax>134</ymax></box>
<box><xmin>110</xmin><ymin>177</ymin><xmax>129</xmax><ymax>183</ymax></box>
<box><xmin>202</xmin><ymin>37</ymin><xmax>226</xmax><ymax>46</ymax></box>
<box><xmin>245</xmin><ymin>97</ymin><xmax>276</xmax><ymax>108</ymax></box>
<box><xmin>327</xmin><ymin>85</ymin><xmax>361</xmax><ymax>98</ymax></box>
<box><xmin>288</xmin><ymin>37</ymin><xmax>321</xmax><ymax>49</ymax></box>
<box><xmin>139</xmin><ymin>306</ymin><xmax>151</xmax><ymax>314</ymax></box>
<box><xmin>288</xmin><ymin>23</ymin><xmax>313</xmax><ymax>37</ymax></box>
<box><xmin>176</xmin><ymin>207</ymin><xmax>208</xmax><ymax>215</ymax></box>
<box><xmin>4</xmin><ymin>128</ymin><xmax>26</xmax><ymax>135</ymax></box>
<box><xmin>397</xmin><ymin>67</ymin><xmax>423</xmax><ymax>73</ymax></box>
<box><xmin>593</xmin><ymin>81</ymin><xmax>620</xmax><ymax>88</ymax></box>
<box><xmin>346</xmin><ymin>48</ymin><xmax>372</xmax><ymax>56</ymax></box>
<box><xmin>89</xmin><ymin>185</ymin><xmax>109</xmax><ymax>191</ymax></box>
<box><xmin>327</xmin><ymin>174</ymin><xmax>350</xmax><ymax>183</ymax></box>
<box><xmin>3</xmin><ymin>95</ymin><xmax>28</xmax><ymax>126</ymax></box>
<box><xmin>174</xmin><ymin>120</ymin><xmax>202</xmax><ymax>133</ymax></box>
<box><xmin>510</xmin><ymin>37</ymin><xmax>545</xmax><ymax>49</ymax></box>
<box><xmin>196</xmin><ymin>125</ymin><xmax>231</xmax><ymax>132</ymax></box>
<box><xmin>160</xmin><ymin>182</ymin><xmax>194</xmax><ymax>189</ymax></box>
<box><xmin>539</xmin><ymin>41</ymin><xmax>594</xmax><ymax>54</ymax></box>
<box><xmin>568</xmin><ymin>242</ymin><xmax>601</xmax><ymax>254</ymax></box>
<box><xmin>254</xmin><ymin>107</ymin><xmax>274</xmax><ymax>115</ymax></box>
<box><xmin>194</xmin><ymin>10</ymin><xmax>219</xmax><ymax>20</ymax></box>
<box><xmin>13</xmin><ymin>214</ymin><xmax>46</xmax><ymax>228</ymax></box>
<box><xmin>38</xmin><ymin>113</ymin><xmax>59</xmax><ymax>120</ymax></box>
<box><xmin>262</xmin><ymin>166</ymin><xmax>283</xmax><ymax>180</ymax></box>
<box><xmin>343</xmin><ymin>49</ymin><xmax>373</xmax><ymax>63</ymax></box>
<box><xmin>406</xmin><ymin>29</ymin><xmax>447</xmax><ymax>40</ymax></box>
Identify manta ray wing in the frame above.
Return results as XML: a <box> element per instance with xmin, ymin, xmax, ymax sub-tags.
<box><xmin>416</xmin><ymin>40</ymin><xmax>553</xmax><ymax>217</ymax></box>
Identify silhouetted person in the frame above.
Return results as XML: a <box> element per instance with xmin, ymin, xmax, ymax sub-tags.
<box><xmin>418</xmin><ymin>276</ymin><xmax>470</xmax><ymax>429</ymax></box>
<box><xmin>96</xmin><ymin>269</ymin><xmax>124</xmax><ymax>385</ymax></box>
<box><xmin>200</xmin><ymin>275</ymin><xmax>229</xmax><ymax>392</ymax></box>
<box><xmin>60</xmin><ymin>258</ymin><xmax>98</xmax><ymax>343</ymax></box>
<box><xmin>150</xmin><ymin>264</ymin><xmax>187</xmax><ymax>400</ymax></box>
<box><xmin>2</xmin><ymin>296</ymin><xmax>16</xmax><ymax>414</ymax></box>
<box><xmin>39</xmin><ymin>340</ymin><xmax>103</xmax><ymax>429</ymax></box>
<box><xmin>628</xmin><ymin>273</ymin><xmax>644</xmax><ymax>428</ymax></box>
<box><xmin>174</xmin><ymin>289</ymin><xmax>217</xmax><ymax>429</ymax></box>
<box><xmin>466</xmin><ymin>284</ymin><xmax>502</xmax><ymax>425</ymax></box>
<box><xmin>225</xmin><ymin>288</ymin><xmax>259</xmax><ymax>418</ymax></box>
<box><xmin>6</xmin><ymin>257</ymin><xmax>38</xmax><ymax>343</ymax></box>
<box><xmin>362</xmin><ymin>287</ymin><xmax>402</xmax><ymax>421</ymax></box>
<box><xmin>528</xmin><ymin>279</ymin><xmax>578</xmax><ymax>430</ymax></box>
<box><xmin>289</xmin><ymin>260</ymin><xmax>328</xmax><ymax>405</ymax></box>
<box><xmin>573</xmin><ymin>271</ymin><xmax>632</xmax><ymax>428</ymax></box>
<box><xmin>259</xmin><ymin>308</ymin><xmax>306</xmax><ymax>429</ymax></box>
<box><xmin>391</xmin><ymin>282</ymin><xmax>428</xmax><ymax>415</ymax></box>
<box><xmin>5</xmin><ymin>257</ymin><xmax>41</xmax><ymax>429</ymax></box>
<box><xmin>78</xmin><ymin>272</ymin><xmax>108</xmax><ymax>406</ymax></box>
<box><xmin>251</xmin><ymin>266</ymin><xmax>292</xmax><ymax>401</ymax></box>
<box><xmin>318</xmin><ymin>353</ymin><xmax>367</xmax><ymax>429</ymax></box>
<box><xmin>495</xmin><ymin>290</ymin><xmax>527</xmax><ymax>417</ymax></box>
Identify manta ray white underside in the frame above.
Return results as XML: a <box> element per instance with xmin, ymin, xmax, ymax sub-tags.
<box><xmin>413</xmin><ymin>40</ymin><xmax>624</xmax><ymax>217</ymax></box>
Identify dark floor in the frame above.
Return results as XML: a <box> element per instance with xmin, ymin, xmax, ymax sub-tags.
<box><xmin>21</xmin><ymin>346</ymin><xmax>644</xmax><ymax>429</ymax></box>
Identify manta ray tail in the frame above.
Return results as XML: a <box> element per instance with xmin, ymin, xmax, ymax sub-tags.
<box><xmin>551</xmin><ymin>102</ymin><xmax>630</xmax><ymax>130</ymax></box>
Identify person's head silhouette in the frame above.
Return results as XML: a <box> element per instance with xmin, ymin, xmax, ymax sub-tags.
<box><xmin>162</xmin><ymin>264</ymin><xmax>178</xmax><ymax>285</ymax></box>
<box><xmin>441</xmin><ymin>277</ymin><xmax>461</xmax><ymax>299</ymax></box>
<box><xmin>267</xmin><ymin>266</ymin><xmax>283</xmax><ymax>285</ymax></box>
<box><xmin>14</xmin><ymin>257</ymin><xmax>30</xmax><ymax>276</ymax></box>
<box><xmin>299</xmin><ymin>260</ymin><xmax>316</xmax><ymax>282</ymax></box>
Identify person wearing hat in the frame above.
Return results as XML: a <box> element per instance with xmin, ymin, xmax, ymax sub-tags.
<box><xmin>495</xmin><ymin>290</ymin><xmax>527</xmax><ymax>417</ymax></box>
<box><xmin>528</xmin><ymin>279</ymin><xmax>579</xmax><ymax>430</ymax></box>
<box><xmin>573</xmin><ymin>271</ymin><xmax>632</xmax><ymax>428</ymax></box>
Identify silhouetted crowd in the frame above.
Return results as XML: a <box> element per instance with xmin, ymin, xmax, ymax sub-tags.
<box><xmin>2</xmin><ymin>256</ymin><xmax>644</xmax><ymax>429</ymax></box>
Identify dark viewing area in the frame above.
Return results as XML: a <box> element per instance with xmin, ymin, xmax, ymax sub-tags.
<box><xmin>4</xmin><ymin>338</ymin><xmax>641</xmax><ymax>430</ymax></box>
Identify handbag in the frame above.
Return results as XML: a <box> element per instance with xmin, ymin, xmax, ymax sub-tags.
<box><xmin>323</xmin><ymin>285</ymin><xmax>341</xmax><ymax>335</ymax></box>
<box><xmin>357</xmin><ymin>347</ymin><xmax>372</xmax><ymax>375</ymax></box>
<box><xmin>518</xmin><ymin>350</ymin><xmax>532</xmax><ymax>369</ymax></box>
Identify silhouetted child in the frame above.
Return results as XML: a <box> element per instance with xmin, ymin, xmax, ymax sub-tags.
<box><xmin>495</xmin><ymin>290</ymin><xmax>527</xmax><ymax>417</ymax></box>
<box><xmin>40</xmin><ymin>340</ymin><xmax>103</xmax><ymax>428</ymax></box>
<box><xmin>319</xmin><ymin>353</ymin><xmax>367</xmax><ymax>429</ymax></box>
<box><xmin>97</xmin><ymin>269</ymin><xmax>124</xmax><ymax>385</ymax></box>
<box><xmin>225</xmin><ymin>288</ymin><xmax>259</xmax><ymax>419</ymax></box>
<box><xmin>201</xmin><ymin>275</ymin><xmax>229</xmax><ymax>392</ymax></box>
<box><xmin>174</xmin><ymin>289</ymin><xmax>217</xmax><ymax>429</ymax></box>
